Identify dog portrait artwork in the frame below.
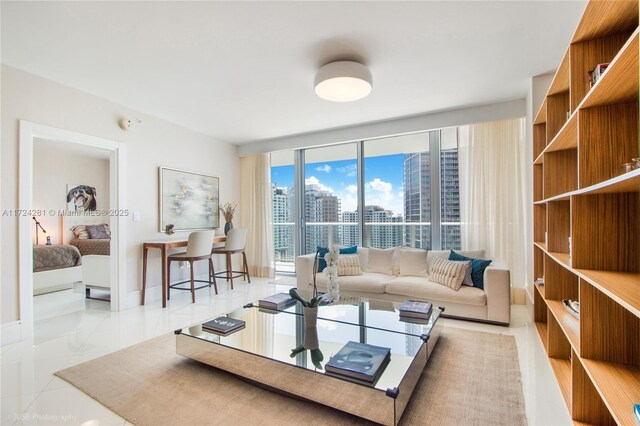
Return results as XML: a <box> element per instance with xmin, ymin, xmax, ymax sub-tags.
<box><xmin>66</xmin><ymin>184</ymin><xmax>97</xmax><ymax>211</ymax></box>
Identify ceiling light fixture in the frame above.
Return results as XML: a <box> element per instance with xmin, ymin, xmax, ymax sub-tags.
<box><xmin>314</xmin><ymin>60</ymin><xmax>372</xmax><ymax>102</ymax></box>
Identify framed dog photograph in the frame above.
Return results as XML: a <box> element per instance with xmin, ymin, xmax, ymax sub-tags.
<box><xmin>67</xmin><ymin>184</ymin><xmax>98</xmax><ymax>212</ymax></box>
<box><xmin>159</xmin><ymin>167</ymin><xmax>219</xmax><ymax>232</ymax></box>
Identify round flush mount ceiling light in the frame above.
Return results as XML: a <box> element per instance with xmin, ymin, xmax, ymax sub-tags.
<box><xmin>314</xmin><ymin>61</ymin><xmax>372</xmax><ymax>102</ymax></box>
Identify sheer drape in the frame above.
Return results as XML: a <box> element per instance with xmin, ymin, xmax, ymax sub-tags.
<box><xmin>239</xmin><ymin>154</ymin><xmax>275</xmax><ymax>278</ymax></box>
<box><xmin>458</xmin><ymin>118</ymin><xmax>527</xmax><ymax>291</ymax></box>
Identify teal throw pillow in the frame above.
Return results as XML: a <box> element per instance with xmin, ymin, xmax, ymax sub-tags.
<box><xmin>316</xmin><ymin>246</ymin><xmax>357</xmax><ymax>272</ymax></box>
<box><xmin>448</xmin><ymin>250</ymin><xmax>492</xmax><ymax>290</ymax></box>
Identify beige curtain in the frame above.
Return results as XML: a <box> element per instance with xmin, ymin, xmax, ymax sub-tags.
<box><xmin>239</xmin><ymin>154</ymin><xmax>275</xmax><ymax>278</ymax></box>
<box><xmin>458</xmin><ymin>118</ymin><xmax>527</xmax><ymax>291</ymax></box>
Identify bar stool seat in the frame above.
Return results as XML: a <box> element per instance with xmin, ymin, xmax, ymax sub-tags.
<box><xmin>168</xmin><ymin>230</ymin><xmax>217</xmax><ymax>303</ymax></box>
<box><xmin>211</xmin><ymin>228</ymin><xmax>250</xmax><ymax>289</ymax></box>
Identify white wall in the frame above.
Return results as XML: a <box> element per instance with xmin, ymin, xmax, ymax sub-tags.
<box><xmin>33</xmin><ymin>143</ymin><xmax>110</xmax><ymax>245</ymax></box>
<box><xmin>1</xmin><ymin>65</ymin><xmax>240</xmax><ymax>324</ymax></box>
<box><xmin>239</xmin><ymin>98</ymin><xmax>526</xmax><ymax>156</ymax></box>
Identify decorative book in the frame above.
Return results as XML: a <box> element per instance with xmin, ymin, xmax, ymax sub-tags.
<box><xmin>325</xmin><ymin>341</ymin><xmax>391</xmax><ymax>383</ymax></box>
<box><xmin>202</xmin><ymin>316</ymin><xmax>245</xmax><ymax>336</ymax></box>
<box><xmin>399</xmin><ymin>315</ymin><xmax>430</xmax><ymax>325</ymax></box>
<box><xmin>258</xmin><ymin>293</ymin><xmax>295</xmax><ymax>310</ymax></box>
<box><xmin>398</xmin><ymin>300</ymin><xmax>432</xmax><ymax>319</ymax></box>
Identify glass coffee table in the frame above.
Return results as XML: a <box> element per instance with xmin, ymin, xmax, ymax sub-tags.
<box><xmin>176</xmin><ymin>297</ymin><xmax>442</xmax><ymax>426</ymax></box>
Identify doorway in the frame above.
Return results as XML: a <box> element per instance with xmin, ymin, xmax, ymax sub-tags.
<box><xmin>19</xmin><ymin>121</ymin><xmax>127</xmax><ymax>341</ymax></box>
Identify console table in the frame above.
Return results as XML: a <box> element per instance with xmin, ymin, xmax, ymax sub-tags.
<box><xmin>142</xmin><ymin>236</ymin><xmax>226</xmax><ymax>307</ymax></box>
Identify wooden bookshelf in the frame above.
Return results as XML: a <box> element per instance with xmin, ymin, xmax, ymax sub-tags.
<box><xmin>531</xmin><ymin>1</ymin><xmax>639</xmax><ymax>424</ymax></box>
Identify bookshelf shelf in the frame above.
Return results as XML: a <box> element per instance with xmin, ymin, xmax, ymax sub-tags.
<box><xmin>580</xmin><ymin>359</ymin><xmax>640</xmax><ymax>426</ymax></box>
<box><xmin>549</xmin><ymin>358</ymin><xmax>572</xmax><ymax>407</ymax></box>
<box><xmin>547</xmin><ymin>300</ymin><xmax>580</xmax><ymax>353</ymax></box>
<box><xmin>531</xmin><ymin>1</ymin><xmax>639</xmax><ymax>423</ymax></box>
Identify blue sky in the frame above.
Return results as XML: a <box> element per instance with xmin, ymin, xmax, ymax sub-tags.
<box><xmin>271</xmin><ymin>154</ymin><xmax>405</xmax><ymax>215</ymax></box>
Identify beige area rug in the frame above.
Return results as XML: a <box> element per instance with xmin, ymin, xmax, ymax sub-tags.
<box><xmin>55</xmin><ymin>327</ymin><xmax>526</xmax><ymax>426</ymax></box>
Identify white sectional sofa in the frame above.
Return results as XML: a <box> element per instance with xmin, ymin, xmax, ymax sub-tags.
<box><xmin>296</xmin><ymin>247</ymin><xmax>511</xmax><ymax>325</ymax></box>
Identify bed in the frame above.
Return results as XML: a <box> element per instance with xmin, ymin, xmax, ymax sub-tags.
<box><xmin>70</xmin><ymin>238</ymin><xmax>111</xmax><ymax>299</ymax></box>
<box><xmin>33</xmin><ymin>245</ymin><xmax>82</xmax><ymax>295</ymax></box>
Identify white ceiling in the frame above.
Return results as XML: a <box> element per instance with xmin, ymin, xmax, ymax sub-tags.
<box><xmin>1</xmin><ymin>1</ymin><xmax>586</xmax><ymax>145</ymax></box>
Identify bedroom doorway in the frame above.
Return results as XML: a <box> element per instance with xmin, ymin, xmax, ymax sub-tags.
<box><xmin>19</xmin><ymin>121</ymin><xmax>127</xmax><ymax>341</ymax></box>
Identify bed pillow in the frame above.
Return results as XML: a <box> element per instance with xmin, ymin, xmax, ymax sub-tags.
<box><xmin>337</xmin><ymin>255</ymin><xmax>362</xmax><ymax>276</ymax></box>
<box><xmin>70</xmin><ymin>225</ymin><xmax>90</xmax><ymax>239</ymax></box>
<box><xmin>449</xmin><ymin>250</ymin><xmax>492</xmax><ymax>290</ymax></box>
<box><xmin>86</xmin><ymin>224</ymin><xmax>111</xmax><ymax>239</ymax></box>
<box><xmin>366</xmin><ymin>247</ymin><xmax>396</xmax><ymax>275</ymax></box>
<box><xmin>430</xmin><ymin>257</ymin><xmax>470</xmax><ymax>291</ymax></box>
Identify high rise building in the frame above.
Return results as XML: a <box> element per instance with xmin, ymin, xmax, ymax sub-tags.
<box><xmin>440</xmin><ymin>147</ymin><xmax>461</xmax><ymax>249</ymax></box>
<box><xmin>403</xmin><ymin>152</ymin><xmax>432</xmax><ymax>249</ymax></box>
<box><xmin>272</xmin><ymin>185</ymin><xmax>294</xmax><ymax>261</ymax></box>
<box><xmin>341</xmin><ymin>206</ymin><xmax>403</xmax><ymax>248</ymax></box>
<box><xmin>304</xmin><ymin>184</ymin><xmax>341</xmax><ymax>253</ymax></box>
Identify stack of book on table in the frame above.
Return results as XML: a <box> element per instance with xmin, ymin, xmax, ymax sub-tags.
<box><xmin>202</xmin><ymin>316</ymin><xmax>245</xmax><ymax>336</ymax></box>
<box><xmin>325</xmin><ymin>341</ymin><xmax>391</xmax><ymax>386</ymax></box>
<box><xmin>398</xmin><ymin>300</ymin><xmax>433</xmax><ymax>323</ymax></box>
<box><xmin>258</xmin><ymin>292</ymin><xmax>296</xmax><ymax>311</ymax></box>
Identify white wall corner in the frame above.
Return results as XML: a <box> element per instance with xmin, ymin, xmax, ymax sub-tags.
<box><xmin>1</xmin><ymin>321</ymin><xmax>22</xmax><ymax>346</ymax></box>
<box><xmin>525</xmin><ymin>289</ymin><xmax>534</xmax><ymax>321</ymax></box>
<box><xmin>123</xmin><ymin>286</ymin><xmax>162</xmax><ymax>310</ymax></box>
<box><xmin>512</xmin><ymin>287</ymin><xmax>527</xmax><ymax>305</ymax></box>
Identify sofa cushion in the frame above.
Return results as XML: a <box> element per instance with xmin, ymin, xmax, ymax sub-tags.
<box><xmin>337</xmin><ymin>254</ymin><xmax>362</xmax><ymax>276</ymax></box>
<box><xmin>397</xmin><ymin>248</ymin><xmax>428</xmax><ymax>277</ymax></box>
<box><xmin>385</xmin><ymin>276</ymin><xmax>487</xmax><ymax>306</ymax></box>
<box><xmin>315</xmin><ymin>272</ymin><xmax>390</xmax><ymax>293</ymax></box>
<box><xmin>429</xmin><ymin>257</ymin><xmax>468</xmax><ymax>291</ymax></box>
<box><xmin>449</xmin><ymin>250</ymin><xmax>492</xmax><ymax>290</ymax></box>
<box><xmin>426</xmin><ymin>249</ymin><xmax>486</xmax><ymax>273</ymax></box>
<box><xmin>366</xmin><ymin>247</ymin><xmax>396</xmax><ymax>275</ymax></box>
<box><xmin>317</xmin><ymin>245</ymin><xmax>357</xmax><ymax>271</ymax></box>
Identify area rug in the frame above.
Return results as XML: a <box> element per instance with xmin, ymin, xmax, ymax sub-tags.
<box><xmin>55</xmin><ymin>327</ymin><xmax>526</xmax><ymax>425</ymax></box>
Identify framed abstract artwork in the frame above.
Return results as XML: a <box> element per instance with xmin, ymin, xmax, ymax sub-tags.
<box><xmin>159</xmin><ymin>167</ymin><xmax>219</xmax><ymax>232</ymax></box>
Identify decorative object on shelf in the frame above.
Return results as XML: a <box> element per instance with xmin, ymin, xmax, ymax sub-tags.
<box><xmin>588</xmin><ymin>62</ymin><xmax>609</xmax><ymax>88</ymax></box>
<box><xmin>622</xmin><ymin>161</ymin><xmax>638</xmax><ymax>173</ymax></box>
<box><xmin>562</xmin><ymin>299</ymin><xmax>580</xmax><ymax>319</ymax></box>
<box><xmin>159</xmin><ymin>167</ymin><xmax>219</xmax><ymax>232</ymax></box>
<box><xmin>219</xmin><ymin>201</ymin><xmax>237</xmax><ymax>236</ymax></box>
<box><xmin>634</xmin><ymin>404</ymin><xmax>640</xmax><ymax>423</ymax></box>
<box><xmin>290</xmin><ymin>326</ymin><xmax>324</xmax><ymax>370</ymax></box>
<box><xmin>164</xmin><ymin>224</ymin><xmax>175</xmax><ymax>235</ymax></box>
<box><xmin>535</xmin><ymin>277</ymin><xmax>544</xmax><ymax>287</ymax></box>
<box><xmin>32</xmin><ymin>216</ymin><xmax>47</xmax><ymax>245</ymax></box>
<box><xmin>46</xmin><ymin>236</ymin><xmax>51</xmax><ymax>246</ymax></box>
<box><xmin>632</xmin><ymin>157</ymin><xmax>640</xmax><ymax>169</ymax></box>
<box><xmin>323</xmin><ymin>245</ymin><xmax>341</xmax><ymax>302</ymax></box>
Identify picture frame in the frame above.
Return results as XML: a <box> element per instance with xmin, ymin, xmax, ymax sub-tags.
<box><xmin>159</xmin><ymin>167</ymin><xmax>219</xmax><ymax>232</ymax></box>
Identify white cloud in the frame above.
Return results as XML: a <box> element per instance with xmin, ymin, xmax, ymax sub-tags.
<box><xmin>346</xmin><ymin>184</ymin><xmax>358</xmax><ymax>194</ymax></box>
<box><xmin>364</xmin><ymin>178</ymin><xmax>404</xmax><ymax>215</ymax></box>
<box><xmin>336</xmin><ymin>164</ymin><xmax>357</xmax><ymax>177</ymax></box>
<box><xmin>315</xmin><ymin>164</ymin><xmax>331</xmax><ymax>173</ymax></box>
<box><xmin>368</xmin><ymin>178</ymin><xmax>392</xmax><ymax>193</ymax></box>
<box><xmin>305</xmin><ymin>176</ymin><xmax>334</xmax><ymax>193</ymax></box>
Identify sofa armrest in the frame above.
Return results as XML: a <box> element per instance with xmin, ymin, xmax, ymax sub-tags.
<box><xmin>483</xmin><ymin>263</ymin><xmax>511</xmax><ymax>324</ymax></box>
<box><xmin>295</xmin><ymin>253</ymin><xmax>317</xmax><ymax>288</ymax></box>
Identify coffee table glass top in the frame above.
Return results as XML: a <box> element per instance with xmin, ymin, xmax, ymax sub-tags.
<box><xmin>254</xmin><ymin>295</ymin><xmax>441</xmax><ymax>337</ymax></box>
<box><xmin>183</xmin><ymin>303</ymin><xmax>438</xmax><ymax>392</ymax></box>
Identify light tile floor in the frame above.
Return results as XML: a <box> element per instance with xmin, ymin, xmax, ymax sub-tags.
<box><xmin>1</xmin><ymin>277</ymin><xmax>572</xmax><ymax>426</ymax></box>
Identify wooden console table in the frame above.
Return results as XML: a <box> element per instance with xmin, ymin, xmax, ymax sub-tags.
<box><xmin>142</xmin><ymin>236</ymin><xmax>226</xmax><ymax>307</ymax></box>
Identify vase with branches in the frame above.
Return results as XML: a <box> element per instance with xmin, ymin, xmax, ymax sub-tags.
<box><xmin>219</xmin><ymin>202</ymin><xmax>237</xmax><ymax>235</ymax></box>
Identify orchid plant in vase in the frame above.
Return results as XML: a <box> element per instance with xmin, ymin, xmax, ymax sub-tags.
<box><xmin>323</xmin><ymin>245</ymin><xmax>341</xmax><ymax>302</ymax></box>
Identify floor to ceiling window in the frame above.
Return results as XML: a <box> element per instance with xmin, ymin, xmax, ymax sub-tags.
<box><xmin>303</xmin><ymin>143</ymin><xmax>358</xmax><ymax>254</ymax></box>
<box><xmin>270</xmin><ymin>127</ymin><xmax>461</xmax><ymax>270</ymax></box>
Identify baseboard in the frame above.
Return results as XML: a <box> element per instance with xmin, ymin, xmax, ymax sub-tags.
<box><xmin>1</xmin><ymin>321</ymin><xmax>22</xmax><ymax>346</ymax></box>
<box><xmin>511</xmin><ymin>287</ymin><xmax>526</xmax><ymax>305</ymax></box>
<box><xmin>525</xmin><ymin>287</ymin><xmax>534</xmax><ymax>320</ymax></box>
<box><xmin>123</xmin><ymin>285</ymin><xmax>162</xmax><ymax>310</ymax></box>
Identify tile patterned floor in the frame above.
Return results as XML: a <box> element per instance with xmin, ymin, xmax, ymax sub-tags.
<box><xmin>1</xmin><ymin>277</ymin><xmax>571</xmax><ymax>425</ymax></box>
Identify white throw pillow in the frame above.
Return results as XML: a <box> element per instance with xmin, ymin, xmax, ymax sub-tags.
<box><xmin>337</xmin><ymin>255</ymin><xmax>362</xmax><ymax>276</ymax></box>
<box><xmin>426</xmin><ymin>250</ymin><xmax>450</xmax><ymax>273</ymax></box>
<box><xmin>429</xmin><ymin>258</ymin><xmax>470</xmax><ymax>291</ymax></box>
<box><xmin>366</xmin><ymin>247</ymin><xmax>396</xmax><ymax>275</ymax></box>
<box><xmin>397</xmin><ymin>248</ymin><xmax>428</xmax><ymax>277</ymax></box>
